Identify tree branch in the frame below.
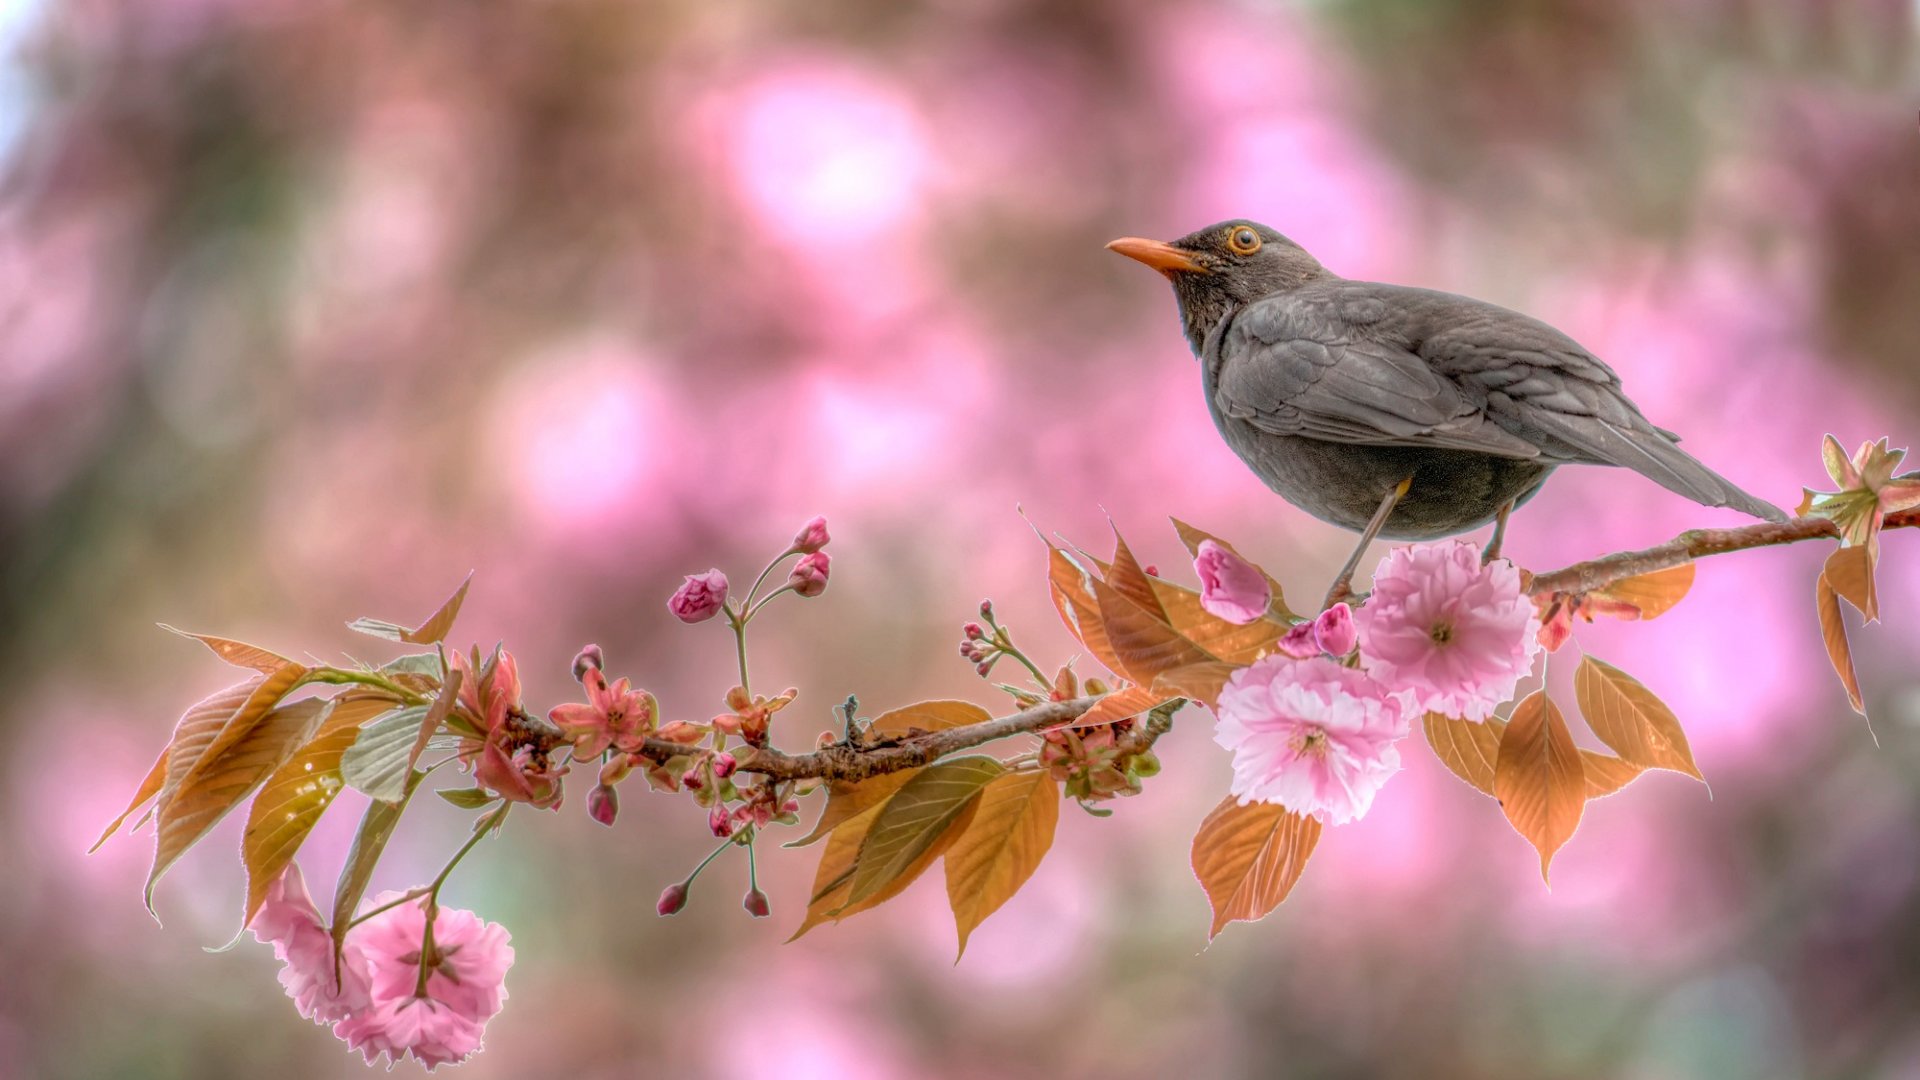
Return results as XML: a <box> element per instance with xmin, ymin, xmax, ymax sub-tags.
<box><xmin>1524</xmin><ymin>509</ymin><xmax>1919</xmax><ymax>598</ymax></box>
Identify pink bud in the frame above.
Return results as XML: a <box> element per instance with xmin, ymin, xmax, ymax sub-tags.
<box><xmin>1194</xmin><ymin>540</ymin><xmax>1271</xmax><ymax>625</ymax></box>
<box><xmin>781</xmin><ymin>798</ymin><xmax>799</xmax><ymax>813</ymax></box>
<box><xmin>743</xmin><ymin>887</ymin><xmax>771</xmax><ymax>918</ymax></box>
<box><xmin>787</xmin><ymin>551</ymin><xmax>830</xmax><ymax>598</ymax></box>
<box><xmin>1313</xmin><ymin>602</ymin><xmax>1358</xmax><ymax>657</ymax></box>
<box><xmin>1276</xmin><ymin>621</ymin><xmax>1319</xmax><ymax>658</ymax></box>
<box><xmin>708</xmin><ymin>806</ymin><xmax>734</xmax><ymax>838</ymax></box>
<box><xmin>682</xmin><ymin>769</ymin><xmax>704</xmax><ymax>791</ymax></box>
<box><xmin>975</xmin><ymin>660</ymin><xmax>994</xmax><ymax>677</ymax></box>
<box><xmin>571</xmin><ymin>644</ymin><xmax>604</xmax><ymax>681</ymax></box>
<box><xmin>587</xmin><ymin>783</ymin><xmax>618</xmax><ymax>826</ymax></box>
<box><xmin>668</xmin><ymin>569</ymin><xmax>729</xmax><ymax>624</ymax></box>
<box><xmin>712</xmin><ymin>751</ymin><xmax>738</xmax><ymax>779</ymax></box>
<box><xmin>979</xmin><ymin>599</ymin><xmax>993</xmax><ymax>620</ymax></box>
<box><xmin>657</xmin><ymin>882</ymin><xmax>689</xmax><ymax>916</ymax></box>
<box><xmin>1143</xmin><ymin>564</ymin><xmax>1159</xmax><ymax>577</ymax></box>
<box><xmin>790</xmin><ymin>515</ymin><xmax>830</xmax><ymax>554</ymax></box>
<box><xmin>963</xmin><ymin>622</ymin><xmax>985</xmax><ymax>641</ymax></box>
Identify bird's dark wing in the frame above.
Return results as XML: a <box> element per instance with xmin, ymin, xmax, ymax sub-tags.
<box><xmin>1385</xmin><ymin>285</ymin><xmax>1789</xmax><ymax>522</ymax></box>
<box><xmin>1213</xmin><ymin>291</ymin><xmax>1544</xmax><ymax>459</ymax></box>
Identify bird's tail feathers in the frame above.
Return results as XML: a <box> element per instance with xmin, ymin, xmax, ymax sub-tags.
<box><xmin>1541</xmin><ymin>415</ymin><xmax>1788</xmax><ymax>523</ymax></box>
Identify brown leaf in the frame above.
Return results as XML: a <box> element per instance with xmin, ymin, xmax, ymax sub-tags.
<box><xmin>1591</xmin><ymin>562</ymin><xmax>1697</xmax><ymax>621</ymax></box>
<box><xmin>786</xmin><ymin>768</ymin><xmax>921</xmax><ymax>848</ymax></box>
<box><xmin>1152</xmin><ymin>660</ymin><xmax>1239</xmax><ymax>710</ymax></box>
<box><xmin>945</xmin><ymin>770</ymin><xmax>1061</xmax><ymax>958</ymax></box>
<box><xmin>1105</xmin><ymin>528</ymin><xmax>1168</xmax><ymax>622</ymax></box>
<box><xmin>790</xmin><ymin>789</ymin><xmax>980</xmax><ymax>941</ymax></box>
<box><xmin>1190</xmin><ymin>796</ymin><xmax>1321</xmax><ymax>939</ymax></box>
<box><xmin>848</xmin><ymin>756</ymin><xmax>1004</xmax><ymax>905</ymax></box>
<box><xmin>168</xmin><ymin>663</ymin><xmax>309</xmax><ymax>807</ymax></box>
<box><xmin>159</xmin><ymin>626</ymin><xmax>294</xmax><ymax>673</ymax></box>
<box><xmin>92</xmin><ymin>745</ymin><xmax>170</xmax><ymax>853</ymax></box>
<box><xmin>96</xmin><ymin>678</ymin><xmax>262</xmax><ymax>855</ymax></box>
<box><xmin>147</xmin><ymin>696</ymin><xmax>330</xmax><ymax>910</ymax></box>
<box><xmin>1049</xmin><ymin>547</ymin><xmax>1127</xmax><ymax>676</ymax></box>
<box><xmin>1169</xmin><ymin>518</ymin><xmax>1296</xmax><ymax>621</ymax></box>
<box><xmin>1089</xmin><ymin>574</ymin><xmax>1217</xmax><ymax>684</ymax></box>
<box><xmin>1580</xmin><ymin>751</ymin><xmax>1645</xmax><ymax>799</ymax></box>
<box><xmin>1423</xmin><ymin>712</ymin><xmax>1503</xmax><ymax>797</ymax></box>
<box><xmin>241</xmin><ymin>695</ymin><xmax>398</xmax><ymax>925</ymax></box>
<box><xmin>407</xmin><ymin>668</ymin><xmax>463</xmax><ymax>773</ymax></box>
<box><xmin>331</xmin><ymin>794</ymin><xmax>408</xmax><ymax>948</ymax></box>
<box><xmin>1573</xmin><ymin>655</ymin><xmax>1704</xmax><ymax>782</ymax></box>
<box><xmin>347</xmin><ymin>573</ymin><xmax>473</xmax><ymax>645</ymax></box>
<box><xmin>1494</xmin><ymin>691</ymin><xmax>1586</xmax><ymax>883</ymax></box>
<box><xmin>869</xmin><ymin>700</ymin><xmax>992</xmax><ymax>738</ymax></box>
<box><xmin>1816</xmin><ymin>570</ymin><xmax>1867</xmax><ymax>715</ymax></box>
<box><xmin>1824</xmin><ymin>545</ymin><xmax>1878</xmax><ymax>623</ymax></box>
<box><xmin>1054</xmin><ymin>686</ymin><xmax>1173</xmax><ymax>731</ymax></box>
<box><xmin>1147</xmin><ymin>578</ymin><xmax>1287</xmax><ymax>665</ymax></box>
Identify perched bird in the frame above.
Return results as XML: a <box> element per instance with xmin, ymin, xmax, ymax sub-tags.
<box><xmin>1108</xmin><ymin>220</ymin><xmax>1785</xmax><ymax>600</ymax></box>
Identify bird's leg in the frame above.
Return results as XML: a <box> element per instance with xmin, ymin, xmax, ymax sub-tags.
<box><xmin>1483</xmin><ymin>500</ymin><xmax>1516</xmax><ymax>565</ymax></box>
<box><xmin>1323</xmin><ymin>476</ymin><xmax>1413</xmax><ymax>611</ymax></box>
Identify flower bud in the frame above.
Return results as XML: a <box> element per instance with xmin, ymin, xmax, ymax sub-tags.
<box><xmin>682</xmin><ymin>768</ymin><xmax>705</xmax><ymax>791</ymax></box>
<box><xmin>1313</xmin><ymin>602</ymin><xmax>1358</xmax><ymax>658</ymax></box>
<box><xmin>668</xmin><ymin>569</ymin><xmax>729</xmax><ymax>624</ymax></box>
<box><xmin>656</xmin><ymin>720</ymin><xmax>703</xmax><ymax>743</ymax></box>
<box><xmin>656</xmin><ymin>882</ymin><xmax>689</xmax><ymax>916</ymax></box>
<box><xmin>975</xmin><ymin>660</ymin><xmax>994</xmax><ymax>677</ymax></box>
<box><xmin>712</xmin><ymin>751</ymin><xmax>738</xmax><ymax>779</ymax></box>
<box><xmin>790</xmin><ymin>515</ymin><xmax>831</xmax><ymax>554</ymax></box>
<box><xmin>788</xmin><ymin>551</ymin><xmax>830</xmax><ymax>598</ymax></box>
<box><xmin>1084</xmin><ymin>678</ymin><xmax>1109</xmax><ymax>695</ymax></box>
<box><xmin>708</xmin><ymin>805</ymin><xmax>734</xmax><ymax>838</ymax></box>
<box><xmin>743</xmin><ymin>887</ymin><xmax>771</xmax><ymax>918</ymax></box>
<box><xmin>587</xmin><ymin>783</ymin><xmax>619</xmax><ymax>826</ymax></box>
<box><xmin>979</xmin><ymin>599</ymin><xmax>993</xmax><ymax>620</ymax></box>
<box><xmin>1143</xmin><ymin>564</ymin><xmax>1159</xmax><ymax>577</ymax></box>
<box><xmin>1276</xmin><ymin>620</ymin><xmax>1320</xmax><ymax>659</ymax></box>
<box><xmin>963</xmin><ymin>622</ymin><xmax>986</xmax><ymax>641</ymax></box>
<box><xmin>571</xmin><ymin>644</ymin><xmax>604</xmax><ymax>682</ymax></box>
<box><xmin>1194</xmin><ymin>540</ymin><xmax>1271</xmax><ymax>624</ymax></box>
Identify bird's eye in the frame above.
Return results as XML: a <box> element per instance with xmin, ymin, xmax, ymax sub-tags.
<box><xmin>1227</xmin><ymin>227</ymin><xmax>1262</xmax><ymax>255</ymax></box>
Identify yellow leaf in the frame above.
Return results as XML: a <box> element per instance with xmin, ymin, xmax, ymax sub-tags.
<box><xmin>848</xmin><ymin>756</ymin><xmax>1004</xmax><ymax>904</ymax></box>
<box><xmin>1055</xmin><ymin>686</ymin><xmax>1173</xmax><ymax>731</ymax></box>
<box><xmin>1824</xmin><ymin>545</ymin><xmax>1878</xmax><ymax>623</ymax></box>
<box><xmin>159</xmin><ymin>626</ymin><xmax>294</xmax><ymax>673</ymax></box>
<box><xmin>1494</xmin><ymin>691</ymin><xmax>1586</xmax><ymax>883</ymax></box>
<box><xmin>1573</xmin><ymin>656</ymin><xmax>1704</xmax><ymax>782</ymax></box>
<box><xmin>168</xmin><ymin>663</ymin><xmax>308</xmax><ymax>807</ymax></box>
<box><xmin>1190</xmin><ymin>797</ymin><xmax>1321</xmax><ymax>939</ymax></box>
<box><xmin>1148</xmin><ymin>578</ymin><xmax>1286</xmax><ymax>665</ymax></box>
<box><xmin>1423</xmin><ymin>711</ymin><xmax>1503</xmax><ymax>797</ymax></box>
<box><xmin>241</xmin><ymin>695</ymin><xmax>398</xmax><ymax>925</ymax></box>
<box><xmin>869</xmin><ymin>700</ymin><xmax>993</xmax><ymax>738</ymax></box>
<box><xmin>1816</xmin><ymin>571</ymin><xmax>1866</xmax><ymax>716</ymax></box>
<box><xmin>1591</xmin><ymin>562</ymin><xmax>1696</xmax><ymax>621</ymax></box>
<box><xmin>1089</xmin><ymin>574</ymin><xmax>1217</xmax><ymax>684</ymax></box>
<box><xmin>1169</xmin><ymin>518</ymin><xmax>1296</xmax><ymax>621</ymax></box>
<box><xmin>786</xmin><ymin>768</ymin><xmax>921</xmax><ymax>848</ymax></box>
<box><xmin>790</xmin><ymin>790</ymin><xmax>980</xmax><ymax>941</ymax></box>
<box><xmin>147</xmin><ymin>695</ymin><xmax>329</xmax><ymax>910</ymax></box>
<box><xmin>1153</xmin><ymin>660</ymin><xmax>1240</xmax><ymax>710</ymax></box>
<box><xmin>945</xmin><ymin>770</ymin><xmax>1061</xmax><ymax>959</ymax></box>
<box><xmin>1580</xmin><ymin>751</ymin><xmax>1645</xmax><ymax>800</ymax></box>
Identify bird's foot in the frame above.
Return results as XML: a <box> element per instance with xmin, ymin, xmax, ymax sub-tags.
<box><xmin>1482</xmin><ymin>499</ymin><xmax>1516</xmax><ymax>565</ymax></box>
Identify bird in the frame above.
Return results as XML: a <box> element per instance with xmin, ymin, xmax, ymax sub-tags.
<box><xmin>1106</xmin><ymin>219</ymin><xmax>1786</xmax><ymax>604</ymax></box>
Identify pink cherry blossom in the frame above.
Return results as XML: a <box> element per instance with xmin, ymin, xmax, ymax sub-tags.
<box><xmin>669</xmin><ymin>569</ymin><xmax>729</xmax><ymax>622</ymax></box>
<box><xmin>251</xmin><ymin>863</ymin><xmax>373</xmax><ymax>1025</ymax></box>
<box><xmin>1213</xmin><ymin>655</ymin><xmax>1411</xmax><ymax>825</ymax></box>
<box><xmin>548</xmin><ymin>665</ymin><xmax>655</xmax><ymax>757</ymax></box>
<box><xmin>450</xmin><ymin>647</ymin><xmax>567</xmax><ymax>808</ymax></box>
<box><xmin>1314</xmin><ymin>602</ymin><xmax>1358</xmax><ymax>657</ymax></box>
<box><xmin>788</xmin><ymin>551</ymin><xmax>830</xmax><ymax>597</ymax></box>
<box><xmin>335</xmin><ymin>892</ymin><xmax>514</xmax><ymax>1071</ymax></box>
<box><xmin>1194</xmin><ymin>539</ymin><xmax>1270</xmax><ymax>624</ymax></box>
<box><xmin>1355</xmin><ymin>541</ymin><xmax>1541</xmax><ymax>722</ymax></box>
<box><xmin>790</xmin><ymin>514</ymin><xmax>831</xmax><ymax>553</ymax></box>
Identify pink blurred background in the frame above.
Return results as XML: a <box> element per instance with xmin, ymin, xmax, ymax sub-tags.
<box><xmin>5</xmin><ymin>1</ymin><xmax>1920</xmax><ymax>1077</ymax></box>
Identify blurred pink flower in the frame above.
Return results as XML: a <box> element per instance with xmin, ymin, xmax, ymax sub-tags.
<box><xmin>1194</xmin><ymin>539</ymin><xmax>1270</xmax><ymax>624</ymax></box>
<box><xmin>549</xmin><ymin>666</ymin><xmax>655</xmax><ymax>758</ymax></box>
<box><xmin>670</xmin><ymin>569</ymin><xmax>729</xmax><ymax>623</ymax></box>
<box><xmin>790</xmin><ymin>514</ymin><xmax>830</xmax><ymax>553</ymax></box>
<box><xmin>251</xmin><ymin>863</ymin><xmax>373</xmax><ymax>1025</ymax></box>
<box><xmin>1315</xmin><ymin>602</ymin><xmax>1358</xmax><ymax>657</ymax></box>
<box><xmin>1355</xmin><ymin>542</ymin><xmax>1540</xmax><ymax>722</ymax></box>
<box><xmin>1213</xmin><ymin>655</ymin><xmax>1411</xmax><ymax>825</ymax></box>
<box><xmin>788</xmin><ymin>551</ymin><xmax>830</xmax><ymax>598</ymax></box>
<box><xmin>451</xmin><ymin>648</ymin><xmax>567</xmax><ymax>809</ymax></box>
<box><xmin>335</xmin><ymin>893</ymin><xmax>514</xmax><ymax>1071</ymax></box>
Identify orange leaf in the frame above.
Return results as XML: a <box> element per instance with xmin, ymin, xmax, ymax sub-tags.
<box><xmin>1590</xmin><ymin>562</ymin><xmax>1696</xmax><ymax>621</ymax></box>
<box><xmin>945</xmin><ymin>770</ymin><xmax>1060</xmax><ymax>959</ymax></box>
<box><xmin>1104</xmin><ymin>528</ymin><xmax>1168</xmax><ymax>622</ymax></box>
<box><xmin>1152</xmin><ymin>660</ymin><xmax>1239</xmax><ymax>710</ymax></box>
<box><xmin>848</xmin><ymin>756</ymin><xmax>1003</xmax><ymax>904</ymax></box>
<box><xmin>1580</xmin><ymin>751</ymin><xmax>1645</xmax><ymax>800</ymax></box>
<box><xmin>241</xmin><ymin>695</ymin><xmax>399</xmax><ymax>925</ymax></box>
<box><xmin>98</xmin><ymin>678</ymin><xmax>263</xmax><ymax>855</ymax></box>
<box><xmin>1494</xmin><ymin>691</ymin><xmax>1586</xmax><ymax>883</ymax></box>
<box><xmin>347</xmin><ymin>573</ymin><xmax>473</xmax><ymax>645</ymax></box>
<box><xmin>1089</xmin><ymin>575</ymin><xmax>1217</xmax><ymax>684</ymax></box>
<box><xmin>148</xmin><ymin>695</ymin><xmax>330</xmax><ymax>910</ymax></box>
<box><xmin>786</xmin><ymin>768</ymin><xmax>921</xmax><ymax>848</ymax></box>
<box><xmin>168</xmin><ymin>663</ymin><xmax>309</xmax><ymax>807</ymax></box>
<box><xmin>790</xmin><ymin>787</ymin><xmax>981</xmax><ymax>941</ymax></box>
<box><xmin>1049</xmin><ymin>548</ymin><xmax>1127</xmax><ymax>676</ymax></box>
<box><xmin>1572</xmin><ymin>656</ymin><xmax>1703</xmax><ymax>782</ymax></box>
<box><xmin>1423</xmin><ymin>712</ymin><xmax>1503</xmax><ymax>797</ymax></box>
<box><xmin>1055</xmin><ymin>686</ymin><xmax>1173</xmax><ymax>731</ymax></box>
<box><xmin>869</xmin><ymin>700</ymin><xmax>993</xmax><ymax>737</ymax></box>
<box><xmin>1190</xmin><ymin>796</ymin><xmax>1321</xmax><ymax>939</ymax></box>
<box><xmin>160</xmin><ymin>626</ymin><xmax>294</xmax><ymax>674</ymax></box>
<box><xmin>1824</xmin><ymin>545</ymin><xmax>1878</xmax><ymax>623</ymax></box>
<box><xmin>1148</xmin><ymin>578</ymin><xmax>1287</xmax><ymax>665</ymax></box>
<box><xmin>1816</xmin><ymin>571</ymin><xmax>1866</xmax><ymax>716</ymax></box>
<box><xmin>92</xmin><ymin>745</ymin><xmax>170</xmax><ymax>854</ymax></box>
<box><xmin>1170</xmin><ymin>518</ymin><xmax>1296</xmax><ymax>621</ymax></box>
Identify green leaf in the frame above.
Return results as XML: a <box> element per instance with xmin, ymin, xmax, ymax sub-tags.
<box><xmin>330</xmin><ymin>785</ymin><xmax>413</xmax><ymax>949</ymax></box>
<box><xmin>379</xmin><ymin>653</ymin><xmax>445</xmax><ymax>679</ymax></box>
<box><xmin>848</xmin><ymin>756</ymin><xmax>1004</xmax><ymax>905</ymax></box>
<box><xmin>339</xmin><ymin>705</ymin><xmax>429</xmax><ymax>803</ymax></box>
<box><xmin>437</xmin><ymin>787</ymin><xmax>500</xmax><ymax>809</ymax></box>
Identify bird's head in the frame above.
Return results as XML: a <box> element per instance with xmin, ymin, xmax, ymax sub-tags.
<box><xmin>1107</xmin><ymin>220</ymin><xmax>1329</xmax><ymax>353</ymax></box>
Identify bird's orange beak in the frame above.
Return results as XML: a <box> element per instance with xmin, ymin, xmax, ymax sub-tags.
<box><xmin>1106</xmin><ymin>237</ymin><xmax>1209</xmax><ymax>275</ymax></box>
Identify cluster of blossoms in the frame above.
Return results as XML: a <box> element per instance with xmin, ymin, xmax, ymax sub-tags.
<box><xmin>252</xmin><ymin>865</ymin><xmax>513</xmax><ymax>1070</ymax></box>
<box><xmin>1200</xmin><ymin>539</ymin><xmax>1541</xmax><ymax>825</ymax></box>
